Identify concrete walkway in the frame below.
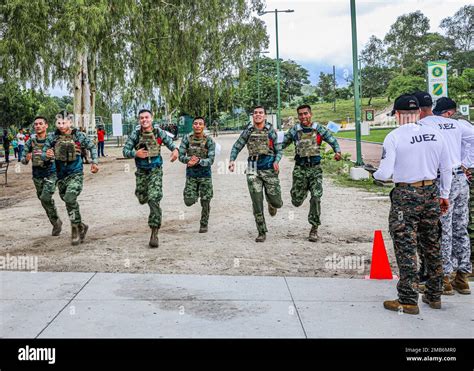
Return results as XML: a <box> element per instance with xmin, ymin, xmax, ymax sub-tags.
<box><xmin>1</xmin><ymin>271</ymin><xmax>472</xmax><ymax>338</ymax></box>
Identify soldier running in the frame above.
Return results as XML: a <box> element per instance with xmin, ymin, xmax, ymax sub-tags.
<box><xmin>178</xmin><ymin>116</ymin><xmax>216</xmax><ymax>233</ymax></box>
<box><xmin>42</xmin><ymin>112</ymin><xmax>99</xmax><ymax>245</ymax></box>
<box><xmin>374</xmin><ymin>94</ymin><xmax>452</xmax><ymax>314</ymax></box>
<box><xmin>123</xmin><ymin>109</ymin><xmax>179</xmax><ymax>248</ymax></box>
<box><xmin>281</xmin><ymin>104</ymin><xmax>342</xmax><ymax>242</ymax></box>
<box><xmin>228</xmin><ymin>106</ymin><xmax>283</xmax><ymax>242</ymax></box>
<box><xmin>21</xmin><ymin>116</ymin><xmax>62</xmax><ymax>236</ymax></box>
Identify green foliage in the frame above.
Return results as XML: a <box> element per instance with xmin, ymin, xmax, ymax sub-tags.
<box><xmin>386</xmin><ymin>75</ymin><xmax>425</xmax><ymax>100</ymax></box>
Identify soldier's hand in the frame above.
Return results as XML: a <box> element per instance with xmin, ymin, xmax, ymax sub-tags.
<box><xmin>463</xmin><ymin>167</ymin><xmax>472</xmax><ymax>182</ymax></box>
<box><xmin>91</xmin><ymin>163</ymin><xmax>99</xmax><ymax>174</ymax></box>
<box><xmin>439</xmin><ymin>198</ymin><xmax>449</xmax><ymax>215</ymax></box>
<box><xmin>273</xmin><ymin>161</ymin><xmax>280</xmax><ymax>173</ymax></box>
<box><xmin>334</xmin><ymin>152</ymin><xmax>342</xmax><ymax>161</ymax></box>
<box><xmin>136</xmin><ymin>148</ymin><xmax>149</xmax><ymax>159</ymax></box>
<box><xmin>170</xmin><ymin>149</ymin><xmax>178</xmax><ymax>162</ymax></box>
<box><xmin>228</xmin><ymin>161</ymin><xmax>235</xmax><ymax>172</ymax></box>
<box><xmin>46</xmin><ymin>149</ymin><xmax>55</xmax><ymax>159</ymax></box>
<box><xmin>26</xmin><ymin>153</ymin><xmax>32</xmax><ymax>161</ymax></box>
<box><xmin>187</xmin><ymin>156</ymin><xmax>199</xmax><ymax>167</ymax></box>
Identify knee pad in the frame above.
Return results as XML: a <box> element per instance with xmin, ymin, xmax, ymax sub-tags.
<box><xmin>63</xmin><ymin>191</ymin><xmax>77</xmax><ymax>205</ymax></box>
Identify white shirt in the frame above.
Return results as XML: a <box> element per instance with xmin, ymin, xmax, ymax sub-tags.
<box><xmin>16</xmin><ymin>133</ymin><xmax>25</xmax><ymax>146</ymax></box>
<box><xmin>374</xmin><ymin>122</ymin><xmax>452</xmax><ymax>198</ymax></box>
<box><xmin>418</xmin><ymin>115</ymin><xmax>474</xmax><ymax>169</ymax></box>
<box><xmin>457</xmin><ymin>118</ymin><xmax>474</xmax><ymax>168</ymax></box>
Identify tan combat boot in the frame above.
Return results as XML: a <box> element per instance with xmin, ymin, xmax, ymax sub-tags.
<box><xmin>255</xmin><ymin>233</ymin><xmax>266</xmax><ymax>242</ymax></box>
<box><xmin>309</xmin><ymin>226</ymin><xmax>318</xmax><ymax>242</ymax></box>
<box><xmin>421</xmin><ymin>294</ymin><xmax>441</xmax><ymax>309</ymax></box>
<box><xmin>71</xmin><ymin>224</ymin><xmax>80</xmax><ymax>246</ymax></box>
<box><xmin>51</xmin><ymin>219</ymin><xmax>62</xmax><ymax>236</ymax></box>
<box><xmin>451</xmin><ymin>271</ymin><xmax>471</xmax><ymax>295</ymax></box>
<box><xmin>268</xmin><ymin>203</ymin><xmax>277</xmax><ymax>217</ymax></box>
<box><xmin>78</xmin><ymin>223</ymin><xmax>88</xmax><ymax>243</ymax></box>
<box><xmin>442</xmin><ymin>275</ymin><xmax>455</xmax><ymax>295</ymax></box>
<box><xmin>383</xmin><ymin>299</ymin><xmax>419</xmax><ymax>315</ymax></box>
<box><xmin>149</xmin><ymin>227</ymin><xmax>159</xmax><ymax>248</ymax></box>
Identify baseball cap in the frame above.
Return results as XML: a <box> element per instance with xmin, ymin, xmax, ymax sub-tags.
<box><xmin>411</xmin><ymin>91</ymin><xmax>433</xmax><ymax>108</ymax></box>
<box><xmin>433</xmin><ymin>97</ymin><xmax>456</xmax><ymax>115</ymax></box>
<box><xmin>390</xmin><ymin>94</ymin><xmax>420</xmax><ymax>116</ymax></box>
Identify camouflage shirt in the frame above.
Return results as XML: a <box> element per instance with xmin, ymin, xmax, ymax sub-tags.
<box><xmin>42</xmin><ymin>129</ymin><xmax>98</xmax><ymax>180</ymax></box>
<box><xmin>123</xmin><ymin>124</ymin><xmax>176</xmax><ymax>170</ymax></box>
<box><xmin>21</xmin><ymin>134</ymin><xmax>56</xmax><ymax>179</ymax></box>
<box><xmin>230</xmin><ymin>122</ymin><xmax>282</xmax><ymax>170</ymax></box>
<box><xmin>282</xmin><ymin>122</ymin><xmax>341</xmax><ymax>165</ymax></box>
<box><xmin>178</xmin><ymin>134</ymin><xmax>215</xmax><ymax>178</ymax></box>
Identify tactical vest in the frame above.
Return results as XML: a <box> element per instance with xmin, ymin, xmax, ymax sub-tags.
<box><xmin>31</xmin><ymin>139</ymin><xmax>45</xmax><ymax>167</ymax></box>
<box><xmin>136</xmin><ymin>130</ymin><xmax>161</xmax><ymax>158</ymax></box>
<box><xmin>295</xmin><ymin>123</ymin><xmax>322</xmax><ymax>158</ymax></box>
<box><xmin>54</xmin><ymin>134</ymin><xmax>80</xmax><ymax>162</ymax></box>
<box><xmin>187</xmin><ymin>134</ymin><xmax>208</xmax><ymax>158</ymax></box>
<box><xmin>247</xmin><ymin>126</ymin><xmax>274</xmax><ymax>157</ymax></box>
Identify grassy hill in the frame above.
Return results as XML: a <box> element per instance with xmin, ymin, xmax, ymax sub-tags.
<box><xmin>281</xmin><ymin>97</ymin><xmax>391</xmax><ymax>123</ymax></box>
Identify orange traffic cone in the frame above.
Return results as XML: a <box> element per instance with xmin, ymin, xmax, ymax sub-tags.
<box><xmin>367</xmin><ymin>230</ymin><xmax>395</xmax><ymax>279</ymax></box>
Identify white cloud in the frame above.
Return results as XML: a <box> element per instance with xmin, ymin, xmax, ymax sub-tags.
<box><xmin>261</xmin><ymin>0</ymin><xmax>471</xmax><ymax>66</ymax></box>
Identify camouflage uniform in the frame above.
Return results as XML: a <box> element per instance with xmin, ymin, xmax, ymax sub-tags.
<box><xmin>282</xmin><ymin>122</ymin><xmax>340</xmax><ymax>227</ymax></box>
<box><xmin>179</xmin><ymin>133</ymin><xmax>216</xmax><ymax>227</ymax></box>
<box><xmin>230</xmin><ymin>122</ymin><xmax>282</xmax><ymax>234</ymax></box>
<box><xmin>42</xmin><ymin>129</ymin><xmax>98</xmax><ymax>225</ymax></box>
<box><xmin>22</xmin><ymin>135</ymin><xmax>59</xmax><ymax>224</ymax></box>
<box><xmin>389</xmin><ymin>185</ymin><xmax>443</xmax><ymax>304</ymax></box>
<box><xmin>123</xmin><ymin>125</ymin><xmax>176</xmax><ymax>229</ymax></box>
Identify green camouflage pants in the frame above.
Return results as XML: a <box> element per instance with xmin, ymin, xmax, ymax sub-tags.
<box><xmin>183</xmin><ymin>176</ymin><xmax>213</xmax><ymax>227</ymax></box>
<box><xmin>468</xmin><ymin>168</ymin><xmax>474</xmax><ymax>263</ymax></box>
<box><xmin>57</xmin><ymin>173</ymin><xmax>83</xmax><ymax>225</ymax></box>
<box><xmin>389</xmin><ymin>184</ymin><xmax>443</xmax><ymax>305</ymax></box>
<box><xmin>32</xmin><ymin>174</ymin><xmax>59</xmax><ymax>224</ymax></box>
<box><xmin>291</xmin><ymin>164</ymin><xmax>323</xmax><ymax>227</ymax></box>
<box><xmin>246</xmin><ymin>168</ymin><xmax>282</xmax><ymax>234</ymax></box>
<box><xmin>135</xmin><ymin>167</ymin><xmax>163</xmax><ymax>228</ymax></box>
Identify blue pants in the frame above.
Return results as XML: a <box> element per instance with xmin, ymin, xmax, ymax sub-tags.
<box><xmin>17</xmin><ymin>145</ymin><xmax>24</xmax><ymax>162</ymax></box>
<box><xmin>97</xmin><ymin>141</ymin><xmax>105</xmax><ymax>157</ymax></box>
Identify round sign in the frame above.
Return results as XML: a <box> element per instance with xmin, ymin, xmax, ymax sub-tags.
<box><xmin>432</xmin><ymin>66</ymin><xmax>443</xmax><ymax>77</ymax></box>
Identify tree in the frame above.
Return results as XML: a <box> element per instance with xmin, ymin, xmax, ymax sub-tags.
<box><xmin>384</xmin><ymin>11</ymin><xmax>430</xmax><ymax>72</ymax></box>
<box><xmin>448</xmin><ymin>68</ymin><xmax>474</xmax><ymax>103</ymax></box>
<box><xmin>440</xmin><ymin>5</ymin><xmax>473</xmax><ymax>52</ymax></box>
<box><xmin>316</xmin><ymin>72</ymin><xmax>335</xmax><ymax>103</ymax></box>
<box><xmin>386</xmin><ymin>75</ymin><xmax>425</xmax><ymax>100</ymax></box>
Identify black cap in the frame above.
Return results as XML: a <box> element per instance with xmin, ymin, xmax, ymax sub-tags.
<box><xmin>412</xmin><ymin>91</ymin><xmax>433</xmax><ymax>108</ymax></box>
<box><xmin>390</xmin><ymin>94</ymin><xmax>420</xmax><ymax>116</ymax></box>
<box><xmin>433</xmin><ymin>97</ymin><xmax>456</xmax><ymax>115</ymax></box>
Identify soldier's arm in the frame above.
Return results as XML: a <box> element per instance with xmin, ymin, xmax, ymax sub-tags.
<box><xmin>281</xmin><ymin>127</ymin><xmax>295</xmax><ymax>150</ymax></box>
<box><xmin>269</xmin><ymin>129</ymin><xmax>282</xmax><ymax>163</ymax></box>
<box><xmin>178</xmin><ymin>135</ymin><xmax>190</xmax><ymax>164</ymax></box>
<box><xmin>79</xmin><ymin>132</ymin><xmax>98</xmax><ymax>164</ymax></box>
<box><xmin>123</xmin><ymin>131</ymin><xmax>138</xmax><ymax>158</ymax></box>
<box><xmin>229</xmin><ymin>128</ymin><xmax>250</xmax><ymax>161</ymax></box>
<box><xmin>199</xmin><ymin>137</ymin><xmax>215</xmax><ymax>167</ymax></box>
<box><xmin>373</xmin><ymin>135</ymin><xmax>395</xmax><ymax>181</ymax></box>
<box><xmin>21</xmin><ymin>139</ymin><xmax>32</xmax><ymax>164</ymax></box>
<box><xmin>318</xmin><ymin>124</ymin><xmax>341</xmax><ymax>153</ymax></box>
<box><xmin>158</xmin><ymin>128</ymin><xmax>177</xmax><ymax>152</ymax></box>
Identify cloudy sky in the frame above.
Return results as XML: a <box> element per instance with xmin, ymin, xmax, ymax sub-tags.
<box><xmin>261</xmin><ymin>0</ymin><xmax>471</xmax><ymax>84</ymax></box>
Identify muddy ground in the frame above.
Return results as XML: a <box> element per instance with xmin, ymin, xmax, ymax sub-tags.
<box><xmin>0</xmin><ymin>134</ymin><xmax>396</xmax><ymax>278</ymax></box>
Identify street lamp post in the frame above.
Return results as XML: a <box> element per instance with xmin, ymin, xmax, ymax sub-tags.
<box><xmin>258</xmin><ymin>9</ymin><xmax>294</xmax><ymax>130</ymax></box>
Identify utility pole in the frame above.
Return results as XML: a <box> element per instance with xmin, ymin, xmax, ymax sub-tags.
<box><xmin>350</xmin><ymin>0</ymin><xmax>363</xmax><ymax>166</ymax></box>
<box><xmin>333</xmin><ymin>65</ymin><xmax>336</xmax><ymax>112</ymax></box>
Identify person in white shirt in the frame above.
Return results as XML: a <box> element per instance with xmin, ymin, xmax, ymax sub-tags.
<box><xmin>16</xmin><ymin>128</ymin><xmax>25</xmax><ymax>163</ymax></box>
<box><xmin>430</xmin><ymin>96</ymin><xmax>473</xmax><ymax>295</ymax></box>
<box><xmin>374</xmin><ymin>94</ymin><xmax>452</xmax><ymax>315</ymax></box>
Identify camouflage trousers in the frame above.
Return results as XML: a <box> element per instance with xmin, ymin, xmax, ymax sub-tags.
<box><xmin>57</xmin><ymin>173</ymin><xmax>84</xmax><ymax>225</ymax></box>
<box><xmin>291</xmin><ymin>164</ymin><xmax>323</xmax><ymax>227</ymax></box>
<box><xmin>135</xmin><ymin>167</ymin><xmax>163</xmax><ymax>228</ymax></box>
<box><xmin>246</xmin><ymin>168</ymin><xmax>283</xmax><ymax>234</ymax></box>
<box><xmin>183</xmin><ymin>176</ymin><xmax>213</xmax><ymax>227</ymax></box>
<box><xmin>440</xmin><ymin>172</ymin><xmax>471</xmax><ymax>274</ymax></box>
<box><xmin>32</xmin><ymin>174</ymin><xmax>59</xmax><ymax>225</ymax></box>
<box><xmin>468</xmin><ymin>168</ymin><xmax>474</xmax><ymax>263</ymax></box>
<box><xmin>389</xmin><ymin>184</ymin><xmax>443</xmax><ymax>304</ymax></box>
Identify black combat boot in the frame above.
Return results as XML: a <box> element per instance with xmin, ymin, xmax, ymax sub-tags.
<box><xmin>149</xmin><ymin>227</ymin><xmax>159</xmax><ymax>248</ymax></box>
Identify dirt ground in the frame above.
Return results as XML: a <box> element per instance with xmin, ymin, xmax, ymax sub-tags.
<box><xmin>0</xmin><ymin>134</ymin><xmax>396</xmax><ymax>278</ymax></box>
